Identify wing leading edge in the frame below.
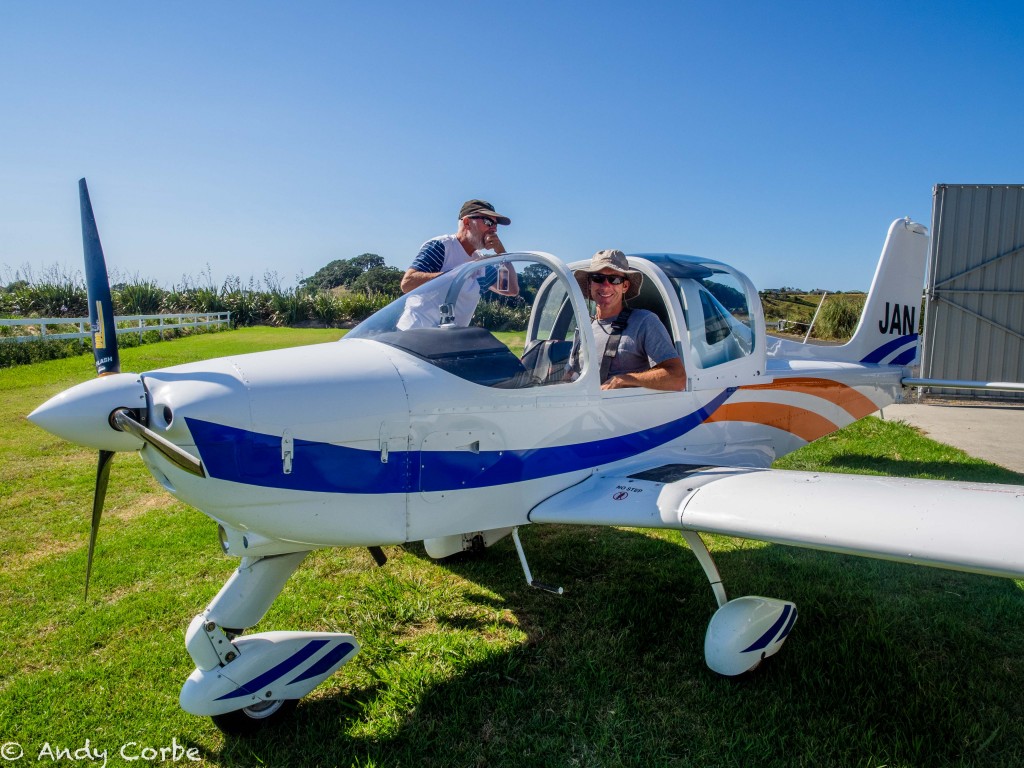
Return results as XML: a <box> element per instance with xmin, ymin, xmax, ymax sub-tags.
<box><xmin>529</xmin><ymin>464</ymin><xmax>1024</xmax><ymax>580</ymax></box>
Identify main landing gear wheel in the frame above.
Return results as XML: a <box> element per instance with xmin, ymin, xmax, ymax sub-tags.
<box><xmin>210</xmin><ymin>698</ymin><xmax>298</xmax><ymax>736</ymax></box>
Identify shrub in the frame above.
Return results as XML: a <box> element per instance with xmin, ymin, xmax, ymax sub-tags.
<box><xmin>312</xmin><ymin>290</ymin><xmax>342</xmax><ymax>326</ymax></box>
<box><xmin>813</xmin><ymin>295</ymin><xmax>865</xmax><ymax>340</ymax></box>
<box><xmin>221</xmin><ymin>276</ymin><xmax>268</xmax><ymax>327</ymax></box>
<box><xmin>0</xmin><ymin>338</ymin><xmax>91</xmax><ymax>368</ymax></box>
<box><xmin>268</xmin><ymin>290</ymin><xmax>312</xmax><ymax>326</ymax></box>
<box><xmin>2</xmin><ymin>257</ymin><xmax>411</xmax><ymax>336</ymax></box>
<box><xmin>337</xmin><ymin>292</ymin><xmax>391</xmax><ymax>323</ymax></box>
<box><xmin>472</xmin><ymin>297</ymin><xmax>530</xmax><ymax>331</ymax></box>
<box><xmin>186</xmin><ymin>287</ymin><xmax>225</xmax><ymax>314</ymax></box>
<box><xmin>7</xmin><ymin>266</ymin><xmax>88</xmax><ymax>317</ymax></box>
<box><xmin>163</xmin><ymin>269</ymin><xmax>226</xmax><ymax>315</ymax></box>
<box><xmin>115</xmin><ymin>278</ymin><xmax>166</xmax><ymax>315</ymax></box>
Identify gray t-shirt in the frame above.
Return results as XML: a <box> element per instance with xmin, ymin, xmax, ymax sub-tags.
<box><xmin>592</xmin><ymin>309</ymin><xmax>679</xmax><ymax>378</ymax></box>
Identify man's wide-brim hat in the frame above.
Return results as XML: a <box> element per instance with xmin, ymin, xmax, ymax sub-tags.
<box><xmin>459</xmin><ymin>199</ymin><xmax>511</xmax><ymax>225</ymax></box>
<box><xmin>574</xmin><ymin>249</ymin><xmax>643</xmax><ymax>301</ymax></box>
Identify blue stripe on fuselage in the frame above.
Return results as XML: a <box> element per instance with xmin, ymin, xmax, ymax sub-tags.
<box><xmin>185</xmin><ymin>388</ymin><xmax>734</xmax><ymax>494</ymax></box>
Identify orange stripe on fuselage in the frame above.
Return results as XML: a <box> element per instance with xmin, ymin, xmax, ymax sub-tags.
<box><xmin>704</xmin><ymin>402</ymin><xmax>839</xmax><ymax>443</ymax></box>
<box><xmin>738</xmin><ymin>377</ymin><xmax>879</xmax><ymax>419</ymax></box>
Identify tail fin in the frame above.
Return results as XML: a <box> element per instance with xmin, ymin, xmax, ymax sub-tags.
<box><xmin>836</xmin><ymin>218</ymin><xmax>928</xmax><ymax>365</ymax></box>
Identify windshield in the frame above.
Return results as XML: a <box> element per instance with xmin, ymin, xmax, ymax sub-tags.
<box><xmin>346</xmin><ymin>253</ymin><xmax>586</xmax><ymax>389</ymax></box>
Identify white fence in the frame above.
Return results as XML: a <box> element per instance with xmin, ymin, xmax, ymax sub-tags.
<box><xmin>0</xmin><ymin>312</ymin><xmax>231</xmax><ymax>343</ymax></box>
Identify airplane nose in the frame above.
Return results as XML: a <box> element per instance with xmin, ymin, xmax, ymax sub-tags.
<box><xmin>28</xmin><ymin>373</ymin><xmax>147</xmax><ymax>452</ymax></box>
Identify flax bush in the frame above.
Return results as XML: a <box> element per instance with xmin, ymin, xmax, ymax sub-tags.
<box><xmin>114</xmin><ymin>278</ymin><xmax>165</xmax><ymax>315</ymax></box>
<box><xmin>337</xmin><ymin>291</ymin><xmax>392</xmax><ymax>323</ymax></box>
<box><xmin>221</xmin><ymin>276</ymin><xmax>269</xmax><ymax>327</ymax></box>
<box><xmin>312</xmin><ymin>290</ymin><xmax>342</xmax><ymax>326</ymax></box>
<box><xmin>814</xmin><ymin>295</ymin><xmax>865</xmax><ymax>340</ymax></box>
<box><xmin>472</xmin><ymin>296</ymin><xmax>530</xmax><ymax>331</ymax></box>
<box><xmin>5</xmin><ymin>266</ymin><xmax>88</xmax><ymax>317</ymax></box>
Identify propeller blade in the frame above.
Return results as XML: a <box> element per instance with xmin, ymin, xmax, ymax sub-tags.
<box><xmin>86</xmin><ymin>449</ymin><xmax>115</xmax><ymax>599</ymax></box>
<box><xmin>79</xmin><ymin>178</ymin><xmax>120</xmax><ymax>377</ymax></box>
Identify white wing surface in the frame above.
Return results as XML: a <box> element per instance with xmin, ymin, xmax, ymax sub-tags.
<box><xmin>529</xmin><ymin>464</ymin><xmax>1024</xmax><ymax>580</ymax></box>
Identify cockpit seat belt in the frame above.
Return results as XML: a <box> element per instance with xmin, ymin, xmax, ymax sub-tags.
<box><xmin>599</xmin><ymin>308</ymin><xmax>632</xmax><ymax>384</ymax></box>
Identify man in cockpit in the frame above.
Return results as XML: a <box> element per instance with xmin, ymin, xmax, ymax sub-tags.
<box><xmin>573</xmin><ymin>249</ymin><xmax>685</xmax><ymax>391</ymax></box>
<box><xmin>397</xmin><ymin>199</ymin><xmax>519</xmax><ymax>329</ymax></box>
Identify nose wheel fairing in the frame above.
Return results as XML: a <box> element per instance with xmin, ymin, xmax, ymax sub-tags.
<box><xmin>180</xmin><ymin>631</ymin><xmax>359</xmax><ymax>717</ymax></box>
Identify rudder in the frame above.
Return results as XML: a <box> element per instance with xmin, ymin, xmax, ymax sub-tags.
<box><xmin>836</xmin><ymin>218</ymin><xmax>928</xmax><ymax>365</ymax></box>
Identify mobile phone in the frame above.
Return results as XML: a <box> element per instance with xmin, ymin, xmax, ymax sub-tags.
<box><xmin>497</xmin><ymin>263</ymin><xmax>510</xmax><ymax>292</ymax></box>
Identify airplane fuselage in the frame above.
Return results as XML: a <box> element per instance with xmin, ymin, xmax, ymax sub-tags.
<box><xmin>132</xmin><ymin>336</ymin><xmax>903</xmax><ymax>552</ymax></box>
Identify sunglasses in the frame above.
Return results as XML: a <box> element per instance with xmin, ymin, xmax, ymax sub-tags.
<box><xmin>588</xmin><ymin>273</ymin><xmax>626</xmax><ymax>285</ymax></box>
<box><xmin>471</xmin><ymin>216</ymin><xmax>497</xmax><ymax>227</ymax></box>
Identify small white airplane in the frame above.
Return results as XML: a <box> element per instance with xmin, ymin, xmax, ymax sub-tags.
<box><xmin>29</xmin><ymin>181</ymin><xmax>1024</xmax><ymax>735</ymax></box>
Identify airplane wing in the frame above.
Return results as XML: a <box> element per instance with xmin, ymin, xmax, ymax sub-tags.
<box><xmin>529</xmin><ymin>463</ymin><xmax>1024</xmax><ymax>580</ymax></box>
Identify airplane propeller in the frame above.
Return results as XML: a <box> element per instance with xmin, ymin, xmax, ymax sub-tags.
<box><xmin>29</xmin><ymin>180</ymin><xmax>207</xmax><ymax>598</ymax></box>
<box><xmin>80</xmin><ymin>178</ymin><xmax>121</xmax><ymax>598</ymax></box>
<box><xmin>70</xmin><ymin>182</ymin><xmax>207</xmax><ymax>602</ymax></box>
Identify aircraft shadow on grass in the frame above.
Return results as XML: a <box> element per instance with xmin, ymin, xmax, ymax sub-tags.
<box><xmin>210</xmin><ymin>526</ymin><xmax>1024</xmax><ymax>764</ymax></box>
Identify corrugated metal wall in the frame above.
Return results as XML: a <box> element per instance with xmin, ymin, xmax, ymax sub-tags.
<box><xmin>921</xmin><ymin>184</ymin><xmax>1024</xmax><ymax>400</ymax></box>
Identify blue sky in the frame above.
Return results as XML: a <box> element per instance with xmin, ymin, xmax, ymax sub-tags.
<box><xmin>2</xmin><ymin>1</ymin><xmax>1022</xmax><ymax>292</ymax></box>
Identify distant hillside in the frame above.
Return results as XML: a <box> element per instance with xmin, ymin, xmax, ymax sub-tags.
<box><xmin>759</xmin><ymin>291</ymin><xmax>866</xmax><ymax>341</ymax></box>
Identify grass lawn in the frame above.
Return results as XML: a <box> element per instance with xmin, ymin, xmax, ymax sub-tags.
<box><xmin>2</xmin><ymin>327</ymin><xmax>1023</xmax><ymax>767</ymax></box>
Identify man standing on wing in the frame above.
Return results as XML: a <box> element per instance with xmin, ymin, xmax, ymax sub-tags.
<box><xmin>574</xmin><ymin>249</ymin><xmax>685</xmax><ymax>391</ymax></box>
<box><xmin>397</xmin><ymin>199</ymin><xmax>519</xmax><ymax>329</ymax></box>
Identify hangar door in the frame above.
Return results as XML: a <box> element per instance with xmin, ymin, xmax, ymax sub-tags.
<box><xmin>921</xmin><ymin>184</ymin><xmax>1024</xmax><ymax>401</ymax></box>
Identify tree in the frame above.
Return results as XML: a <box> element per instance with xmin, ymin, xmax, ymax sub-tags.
<box><xmin>348</xmin><ymin>254</ymin><xmax>385</xmax><ymax>273</ymax></box>
<box><xmin>516</xmin><ymin>263</ymin><xmax>552</xmax><ymax>304</ymax></box>
<box><xmin>351</xmin><ymin>265</ymin><xmax>402</xmax><ymax>297</ymax></box>
<box><xmin>300</xmin><ymin>254</ymin><xmax>386</xmax><ymax>292</ymax></box>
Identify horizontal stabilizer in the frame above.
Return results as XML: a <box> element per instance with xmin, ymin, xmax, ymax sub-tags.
<box><xmin>530</xmin><ymin>464</ymin><xmax>1024</xmax><ymax>580</ymax></box>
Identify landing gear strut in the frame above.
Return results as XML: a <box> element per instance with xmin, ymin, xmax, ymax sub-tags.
<box><xmin>681</xmin><ymin>530</ymin><xmax>798</xmax><ymax>675</ymax></box>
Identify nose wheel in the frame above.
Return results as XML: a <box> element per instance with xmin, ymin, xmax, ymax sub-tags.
<box><xmin>210</xmin><ymin>698</ymin><xmax>298</xmax><ymax>736</ymax></box>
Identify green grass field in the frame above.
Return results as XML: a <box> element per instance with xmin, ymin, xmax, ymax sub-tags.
<box><xmin>2</xmin><ymin>328</ymin><xmax>1023</xmax><ymax>767</ymax></box>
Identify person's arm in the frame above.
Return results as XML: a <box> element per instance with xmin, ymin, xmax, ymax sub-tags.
<box><xmin>401</xmin><ymin>268</ymin><xmax>441</xmax><ymax>293</ymax></box>
<box><xmin>601</xmin><ymin>357</ymin><xmax>686</xmax><ymax>391</ymax></box>
<box><xmin>401</xmin><ymin>240</ymin><xmax>447</xmax><ymax>293</ymax></box>
<box><xmin>601</xmin><ymin>313</ymin><xmax>686</xmax><ymax>391</ymax></box>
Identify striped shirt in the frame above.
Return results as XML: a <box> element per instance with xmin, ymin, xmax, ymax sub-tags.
<box><xmin>398</xmin><ymin>234</ymin><xmax>496</xmax><ymax>329</ymax></box>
